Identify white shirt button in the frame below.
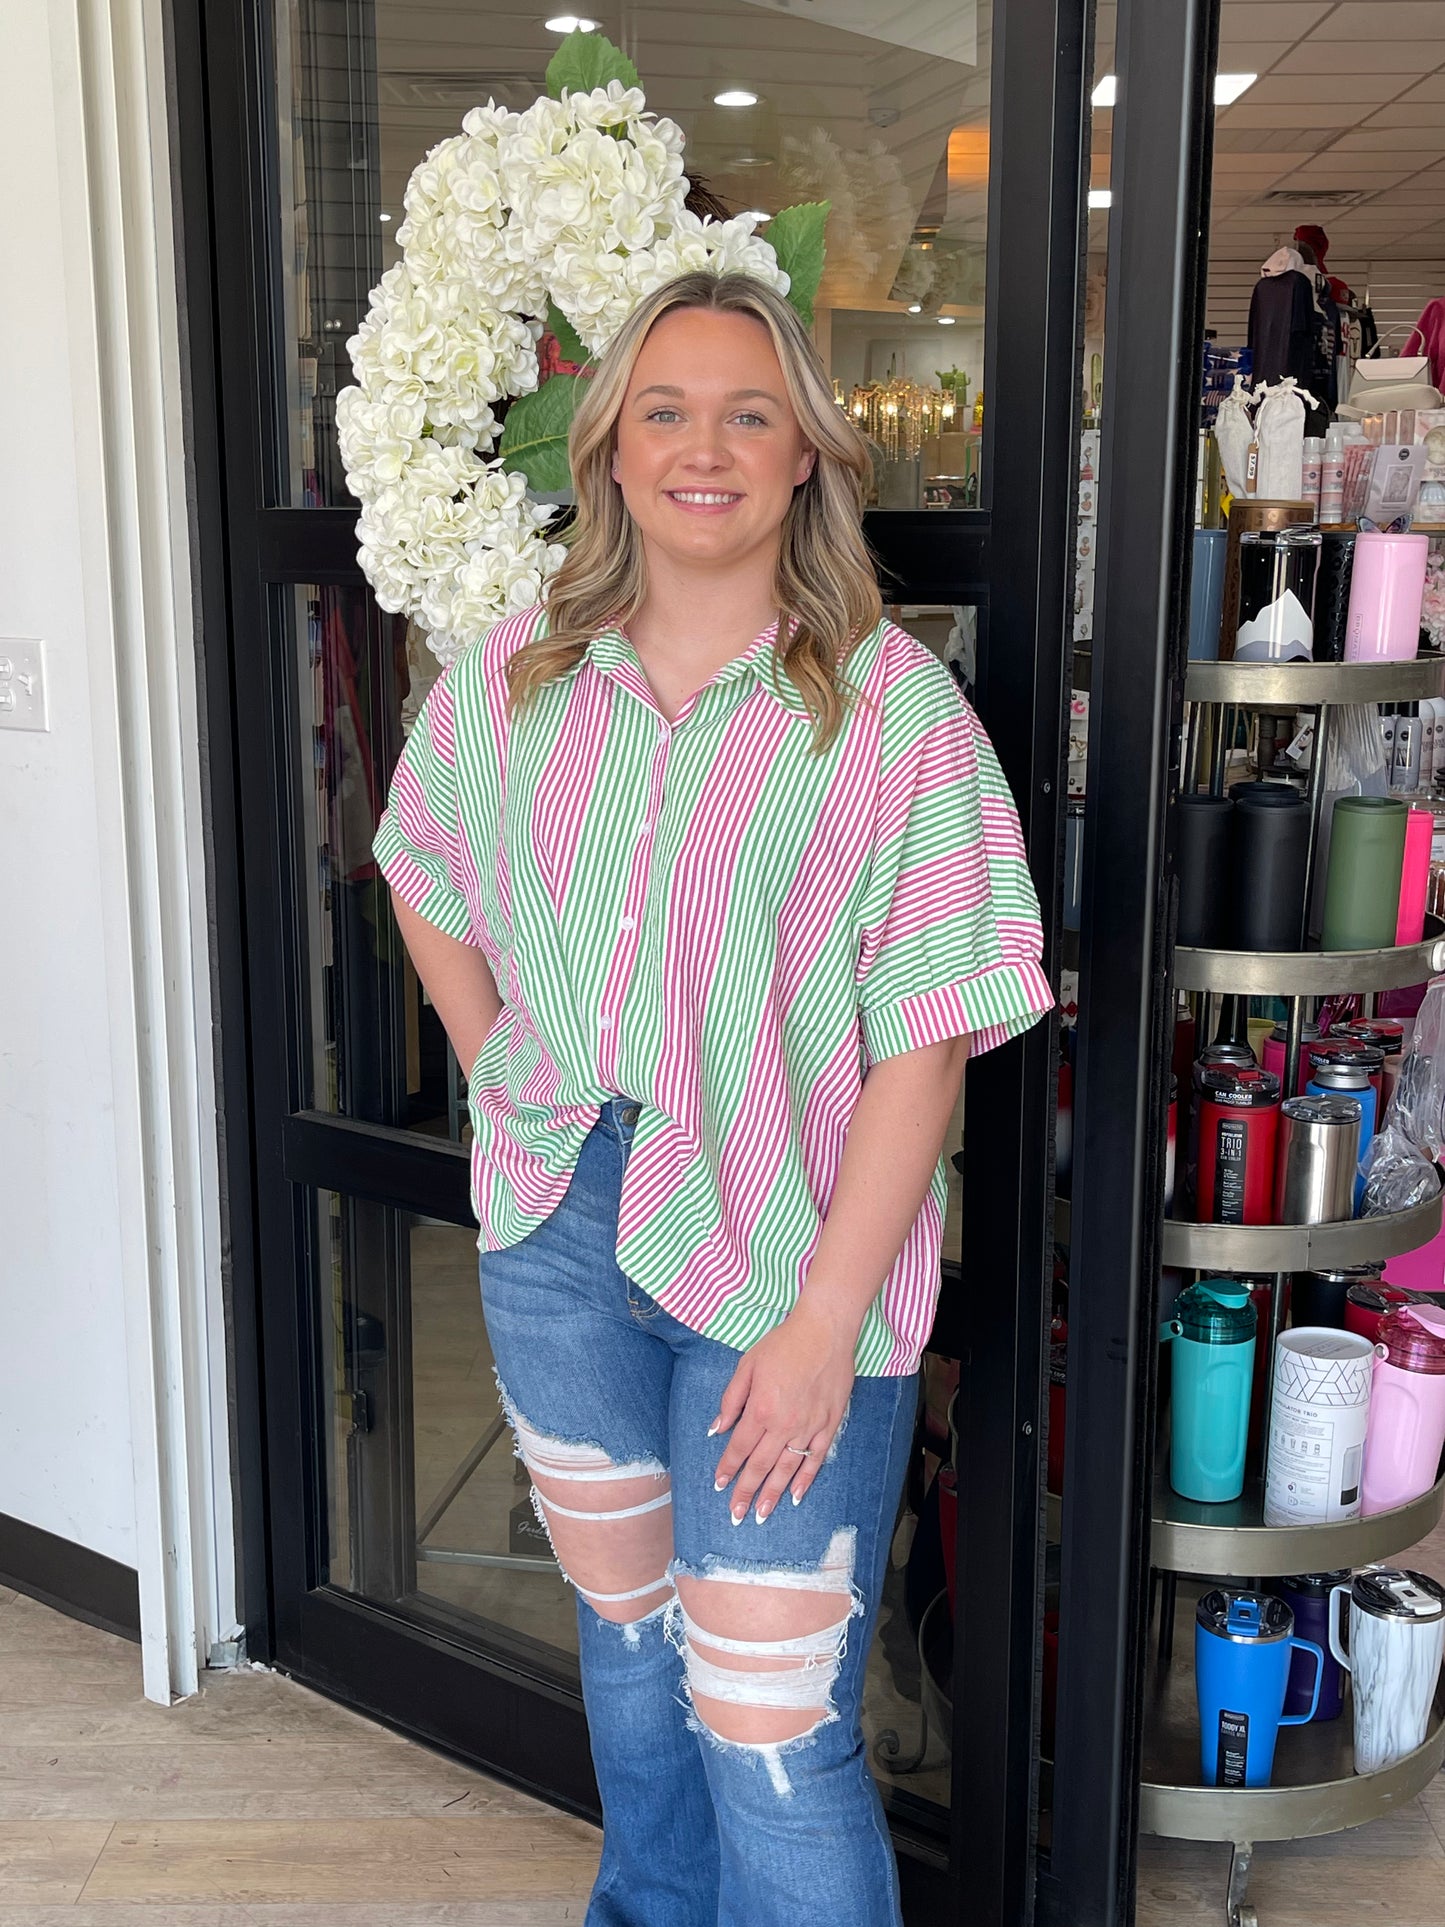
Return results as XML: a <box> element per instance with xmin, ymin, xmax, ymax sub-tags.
<box><xmin>599</xmin><ymin>1014</ymin><xmax>614</xmax><ymax>1029</ymax></box>
<box><xmin>620</xmin><ymin>915</ymin><xmax>636</xmax><ymax>931</ymax></box>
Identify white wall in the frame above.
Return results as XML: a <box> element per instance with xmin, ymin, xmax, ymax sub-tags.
<box><xmin>0</xmin><ymin>1</ymin><xmax>136</xmax><ymax>1568</ymax></box>
<box><xmin>0</xmin><ymin>0</ymin><xmax>234</xmax><ymax>1704</ymax></box>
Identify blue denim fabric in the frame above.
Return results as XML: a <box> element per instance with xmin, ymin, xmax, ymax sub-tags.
<box><xmin>478</xmin><ymin>1096</ymin><xmax>919</xmax><ymax>1927</ymax></box>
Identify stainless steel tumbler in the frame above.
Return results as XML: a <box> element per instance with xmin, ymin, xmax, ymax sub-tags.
<box><xmin>1274</xmin><ymin>1094</ymin><xmax>1361</xmax><ymax>1225</ymax></box>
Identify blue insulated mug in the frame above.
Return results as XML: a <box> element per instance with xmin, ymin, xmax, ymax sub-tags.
<box><xmin>1162</xmin><ymin>1281</ymin><xmax>1257</xmax><ymax>1503</ymax></box>
<box><xmin>1268</xmin><ymin>1571</ymin><xmax>1349</xmax><ymax>1721</ymax></box>
<box><xmin>1195</xmin><ymin>1590</ymin><xmax>1324</xmax><ymax>1787</ymax></box>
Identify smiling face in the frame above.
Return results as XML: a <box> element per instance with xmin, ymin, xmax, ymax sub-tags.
<box><xmin>610</xmin><ymin>306</ymin><xmax>817</xmax><ymax>577</ymax></box>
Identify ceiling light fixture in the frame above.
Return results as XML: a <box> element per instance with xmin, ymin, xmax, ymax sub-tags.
<box><xmin>1214</xmin><ymin>72</ymin><xmax>1257</xmax><ymax>105</ymax></box>
<box><xmin>544</xmin><ymin>15</ymin><xmax>598</xmax><ymax>32</ymax></box>
<box><xmin>379</xmin><ymin>211</ymin><xmax>392</xmax><ymax>222</ymax></box>
<box><xmin>1092</xmin><ymin>74</ymin><xmax>1117</xmax><ymax>108</ymax></box>
<box><xmin>713</xmin><ymin>89</ymin><xmax>759</xmax><ymax>107</ymax></box>
<box><xmin>907</xmin><ymin>303</ymin><xmax>923</xmax><ymax>314</ymax></box>
<box><xmin>742</xmin><ymin>209</ymin><xmax>771</xmax><ymax>222</ymax></box>
<box><xmin>936</xmin><ymin>314</ymin><xmax>956</xmax><ymax>325</ymax></box>
<box><xmin>1088</xmin><ymin>188</ymin><xmax>1112</xmax><ymax>209</ymax></box>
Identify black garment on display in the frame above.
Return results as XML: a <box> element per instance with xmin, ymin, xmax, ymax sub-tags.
<box><xmin>1314</xmin><ymin>283</ymin><xmax>1343</xmax><ymax>413</ymax></box>
<box><xmin>1248</xmin><ymin>269</ymin><xmax>1316</xmax><ymax>389</ymax></box>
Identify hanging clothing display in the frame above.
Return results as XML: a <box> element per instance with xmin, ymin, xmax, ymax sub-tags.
<box><xmin>1248</xmin><ymin>250</ymin><xmax>1318</xmax><ymax>397</ymax></box>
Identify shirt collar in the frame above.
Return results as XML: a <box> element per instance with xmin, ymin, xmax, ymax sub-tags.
<box><xmin>583</xmin><ymin>615</ymin><xmax>811</xmax><ymax>717</ymax></box>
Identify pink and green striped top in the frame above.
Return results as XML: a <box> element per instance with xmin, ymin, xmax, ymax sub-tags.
<box><xmin>373</xmin><ymin>600</ymin><xmax>1052</xmax><ymax>1375</ymax></box>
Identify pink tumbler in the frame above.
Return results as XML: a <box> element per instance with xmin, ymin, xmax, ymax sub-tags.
<box><xmin>1343</xmin><ymin>532</ymin><xmax>1430</xmax><ymax>663</ymax></box>
<box><xmin>1360</xmin><ymin>1305</ymin><xmax>1445</xmax><ymax>1515</ymax></box>
<box><xmin>1397</xmin><ymin>807</ymin><xmax>1433</xmax><ymax>946</ymax></box>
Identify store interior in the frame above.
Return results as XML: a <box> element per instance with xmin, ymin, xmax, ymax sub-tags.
<box><xmin>281</xmin><ymin>0</ymin><xmax>1445</xmax><ymax>1916</ymax></box>
<box><xmin>1061</xmin><ymin>6</ymin><xmax>1445</xmax><ymax>1923</ymax></box>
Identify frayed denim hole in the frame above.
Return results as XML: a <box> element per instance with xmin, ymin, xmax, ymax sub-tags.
<box><xmin>686</xmin><ymin>1708</ymin><xmax>842</xmax><ymax>1799</ymax></box>
<box><xmin>822</xmin><ymin>1397</ymin><xmax>851</xmax><ymax>1464</ymax></box>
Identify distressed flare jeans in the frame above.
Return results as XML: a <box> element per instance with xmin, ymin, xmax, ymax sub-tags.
<box><xmin>478</xmin><ymin>1096</ymin><xmax>918</xmax><ymax>1927</ymax></box>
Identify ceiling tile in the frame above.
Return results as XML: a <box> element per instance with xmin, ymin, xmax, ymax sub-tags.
<box><xmin>1242</xmin><ymin>72</ymin><xmax>1419</xmax><ymax>105</ymax></box>
<box><xmin>1396</xmin><ymin>74</ymin><xmax>1445</xmax><ymax>103</ymax></box>
<box><xmin>1329</xmin><ymin>125</ymin><xmax>1445</xmax><ymax>151</ymax></box>
<box><xmin>1216</xmin><ymin>2</ymin><xmax>1333</xmax><ymax>38</ymax></box>
<box><xmin>1218</xmin><ymin>103</ymin><xmax>1354</xmax><ymax>128</ymax></box>
<box><xmin>1275</xmin><ymin>42</ymin><xmax>1445</xmax><ymax>73</ymax></box>
<box><xmin>1215</xmin><ymin>41</ymin><xmax>1294</xmax><ymax>71</ymax></box>
<box><xmin>1310</xmin><ymin>1</ymin><xmax>1445</xmax><ymax>36</ymax></box>
<box><xmin>1362</xmin><ymin>102</ymin><xmax>1445</xmax><ymax>126</ymax></box>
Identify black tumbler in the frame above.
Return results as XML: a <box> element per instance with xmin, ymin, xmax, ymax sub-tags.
<box><xmin>1177</xmin><ymin>794</ymin><xmax>1234</xmax><ymax>947</ymax></box>
<box><xmin>1312</xmin><ymin>531</ymin><xmax>1357</xmax><ymax>663</ymax></box>
<box><xmin>1233</xmin><ymin>787</ymin><xmax>1310</xmax><ymax>951</ymax></box>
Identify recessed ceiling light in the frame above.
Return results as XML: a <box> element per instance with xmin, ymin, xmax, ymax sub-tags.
<box><xmin>1088</xmin><ymin>188</ymin><xmax>1112</xmax><ymax>210</ymax></box>
<box><xmin>741</xmin><ymin>209</ymin><xmax>771</xmax><ymax>222</ymax></box>
<box><xmin>714</xmin><ymin>89</ymin><xmax>759</xmax><ymax>107</ymax></box>
<box><xmin>937</xmin><ymin>314</ymin><xmax>956</xmax><ymax>325</ymax></box>
<box><xmin>379</xmin><ymin>211</ymin><xmax>392</xmax><ymax>223</ymax></box>
<box><xmin>545</xmin><ymin>15</ymin><xmax>598</xmax><ymax>31</ymax></box>
<box><xmin>1092</xmin><ymin>74</ymin><xmax>1117</xmax><ymax>108</ymax></box>
<box><xmin>1214</xmin><ymin>72</ymin><xmax>1257</xmax><ymax>106</ymax></box>
<box><xmin>907</xmin><ymin>303</ymin><xmax>923</xmax><ymax>314</ymax></box>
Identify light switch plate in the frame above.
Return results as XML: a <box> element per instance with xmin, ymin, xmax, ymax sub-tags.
<box><xmin>0</xmin><ymin>640</ymin><xmax>48</xmax><ymax>732</ymax></box>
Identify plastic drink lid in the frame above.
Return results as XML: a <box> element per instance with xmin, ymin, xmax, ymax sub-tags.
<box><xmin>1377</xmin><ymin>1304</ymin><xmax>1445</xmax><ymax>1373</ymax></box>
<box><xmin>1280</xmin><ymin>1094</ymin><xmax>1362</xmax><ymax>1126</ymax></box>
<box><xmin>1350</xmin><ymin>1569</ymin><xmax>1445</xmax><ymax>1621</ymax></box>
<box><xmin>1194</xmin><ymin>1064</ymin><xmax>1281</xmax><ymax>1107</ymax></box>
<box><xmin>1173</xmin><ymin>1279</ymin><xmax>1256</xmax><ymax>1343</ymax></box>
<box><xmin>1197</xmin><ymin>1589</ymin><xmax>1294</xmax><ymax>1641</ymax></box>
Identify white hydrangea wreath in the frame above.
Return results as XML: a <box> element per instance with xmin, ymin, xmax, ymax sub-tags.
<box><xmin>337</xmin><ymin>31</ymin><xmax>829</xmax><ymax>666</ymax></box>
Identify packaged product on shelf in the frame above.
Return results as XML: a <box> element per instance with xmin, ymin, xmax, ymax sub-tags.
<box><xmin>1327</xmin><ymin>1570</ymin><xmax>1445</xmax><ymax>1774</ymax></box>
<box><xmin>1263</xmin><ymin>1327</ymin><xmax>1374</xmax><ymax>1526</ymax></box>
<box><xmin>1194</xmin><ymin>1590</ymin><xmax>1324</xmax><ymax>1788</ymax></box>
<box><xmin>1360</xmin><ymin>1304</ymin><xmax>1445</xmax><ymax>1517</ymax></box>
<box><xmin>1359</xmin><ymin>977</ymin><xmax>1445</xmax><ymax>1221</ymax></box>
<box><xmin>1161</xmin><ymin>1280</ymin><xmax>1256</xmax><ymax>1504</ymax></box>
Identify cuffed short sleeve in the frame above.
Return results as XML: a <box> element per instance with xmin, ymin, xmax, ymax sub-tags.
<box><xmin>855</xmin><ymin>658</ymin><xmax>1054</xmax><ymax>1069</ymax></box>
<box><xmin>371</xmin><ymin>669</ymin><xmax>478</xmax><ymax>944</ymax></box>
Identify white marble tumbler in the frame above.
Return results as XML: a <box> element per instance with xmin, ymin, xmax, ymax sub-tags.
<box><xmin>1329</xmin><ymin>1569</ymin><xmax>1445</xmax><ymax>1774</ymax></box>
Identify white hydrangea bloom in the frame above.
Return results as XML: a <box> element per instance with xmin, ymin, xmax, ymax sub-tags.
<box><xmin>336</xmin><ymin>78</ymin><xmax>791</xmax><ymax>665</ymax></box>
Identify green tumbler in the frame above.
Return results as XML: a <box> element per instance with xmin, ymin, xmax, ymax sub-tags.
<box><xmin>1320</xmin><ymin>796</ymin><xmax>1408</xmax><ymax>951</ymax></box>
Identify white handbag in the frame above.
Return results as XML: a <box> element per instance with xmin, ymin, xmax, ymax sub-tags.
<box><xmin>1347</xmin><ymin>354</ymin><xmax>1429</xmax><ymax>403</ymax></box>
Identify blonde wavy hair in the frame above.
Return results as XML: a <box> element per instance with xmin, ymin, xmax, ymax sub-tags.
<box><xmin>505</xmin><ymin>270</ymin><xmax>883</xmax><ymax>754</ymax></box>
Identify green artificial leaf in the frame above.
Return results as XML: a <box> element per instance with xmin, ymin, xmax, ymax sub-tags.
<box><xmin>545</xmin><ymin>300</ymin><xmax>592</xmax><ymax>370</ymax></box>
<box><xmin>498</xmin><ymin>375</ymin><xmax>586</xmax><ymax>493</ymax></box>
<box><xmin>766</xmin><ymin>201</ymin><xmax>830</xmax><ymax>328</ymax></box>
<box><xmin>545</xmin><ymin>28</ymin><xmax>639</xmax><ymax>101</ymax></box>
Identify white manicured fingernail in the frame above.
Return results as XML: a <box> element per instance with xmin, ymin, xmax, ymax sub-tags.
<box><xmin>791</xmin><ymin>1490</ymin><xmax>802</xmax><ymax>1506</ymax></box>
<box><xmin>730</xmin><ymin>1506</ymin><xmax>744</xmax><ymax>1525</ymax></box>
<box><xmin>706</xmin><ymin>1419</ymin><xmax>721</xmax><ymax>1436</ymax></box>
<box><xmin>755</xmin><ymin>1503</ymin><xmax>771</xmax><ymax>1524</ymax></box>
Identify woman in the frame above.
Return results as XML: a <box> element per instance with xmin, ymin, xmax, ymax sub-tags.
<box><xmin>373</xmin><ymin>269</ymin><xmax>1052</xmax><ymax>1926</ymax></box>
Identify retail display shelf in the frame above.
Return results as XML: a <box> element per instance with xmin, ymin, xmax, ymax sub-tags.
<box><xmin>1184</xmin><ymin>657</ymin><xmax>1445</xmax><ymax>709</ymax></box>
<box><xmin>1159</xmin><ymin>1184</ymin><xmax>1442</xmax><ymax>1272</ymax></box>
<box><xmin>1140</xmin><ymin>1584</ymin><xmax>1445</xmax><ymax>1846</ymax></box>
<box><xmin>1174</xmin><ymin>917</ymin><xmax>1445</xmax><ymax>996</ymax></box>
<box><xmin>1151</xmin><ymin>1466</ymin><xmax>1445</xmax><ymax>1579</ymax></box>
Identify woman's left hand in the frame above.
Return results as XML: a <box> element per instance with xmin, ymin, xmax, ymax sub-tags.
<box><xmin>709</xmin><ymin>1301</ymin><xmax>857</xmax><ymax>1524</ymax></box>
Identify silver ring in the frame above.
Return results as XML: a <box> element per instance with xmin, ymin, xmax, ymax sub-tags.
<box><xmin>783</xmin><ymin>1443</ymin><xmax>815</xmax><ymax>1456</ymax></box>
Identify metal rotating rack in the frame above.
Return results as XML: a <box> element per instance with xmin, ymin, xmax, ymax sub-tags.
<box><xmin>1143</xmin><ymin>656</ymin><xmax>1445</xmax><ymax>1927</ymax></box>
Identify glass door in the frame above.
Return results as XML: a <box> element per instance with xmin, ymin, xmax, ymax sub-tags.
<box><xmin>179</xmin><ymin>0</ymin><xmax>1103</xmax><ymax>1915</ymax></box>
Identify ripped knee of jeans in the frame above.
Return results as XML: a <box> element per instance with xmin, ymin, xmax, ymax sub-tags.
<box><xmin>493</xmin><ymin>1371</ymin><xmax>675</xmax><ymax>1640</ymax></box>
<box><xmin>666</xmin><ymin>1526</ymin><xmax>865</xmax><ymax>1795</ymax></box>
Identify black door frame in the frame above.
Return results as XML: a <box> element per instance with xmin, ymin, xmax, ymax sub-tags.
<box><xmin>165</xmin><ymin>0</ymin><xmax>1211</xmax><ymax>1915</ymax></box>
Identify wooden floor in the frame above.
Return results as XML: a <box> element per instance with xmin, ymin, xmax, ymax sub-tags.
<box><xmin>0</xmin><ymin>1571</ymin><xmax>1441</xmax><ymax>1924</ymax></box>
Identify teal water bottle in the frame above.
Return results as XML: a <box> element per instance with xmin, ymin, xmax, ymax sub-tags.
<box><xmin>1162</xmin><ymin>1280</ymin><xmax>1258</xmax><ymax>1503</ymax></box>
